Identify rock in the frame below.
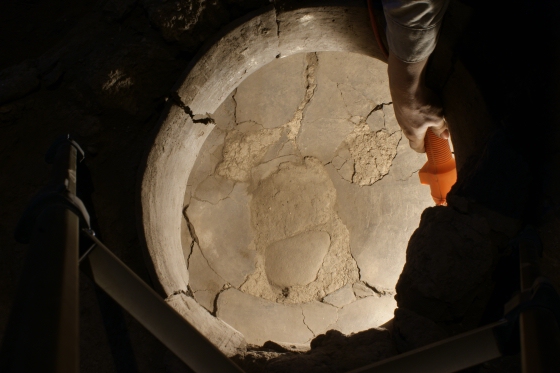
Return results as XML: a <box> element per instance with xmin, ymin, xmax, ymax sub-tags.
<box><xmin>333</xmin><ymin>296</ymin><xmax>396</xmax><ymax>335</ymax></box>
<box><xmin>235</xmin><ymin>53</ymin><xmax>307</xmax><ymax>129</ymax></box>
<box><xmin>194</xmin><ymin>175</ymin><xmax>235</xmax><ymax>204</ymax></box>
<box><xmin>264</xmin><ymin>329</ymin><xmax>397</xmax><ymax>373</ymax></box>
<box><xmin>232</xmin><ymin>350</ymin><xmax>286</xmax><ymax>373</ymax></box>
<box><xmin>353</xmin><ymin>282</ymin><xmax>376</xmax><ymax>298</ymax></box>
<box><xmin>393</xmin><ymin>307</ymin><xmax>448</xmax><ymax>352</ymax></box>
<box><xmin>188</xmin><ymin>242</ymin><xmax>226</xmax><ymax>312</ymax></box>
<box><xmin>143</xmin><ymin>0</ymin><xmax>230</xmax><ymax>50</ymax></box>
<box><xmin>217</xmin><ymin>289</ymin><xmax>313</xmax><ymax>345</ymax></box>
<box><xmin>0</xmin><ymin>61</ymin><xmax>39</xmax><ymax>104</ymax></box>
<box><xmin>88</xmin><ymin>39</ymin><xmax>179</xmax><ymax>117</ymax></box>
<box><xmin>186</xmin><ymin>183</ymin><xmax>256</xmax><ymax>287</ymax></box>
<box><xmin>322</xmin><ymin>284</ymin><xmax>356</xmax><ymax>308</ymax></box>
<box><xmin>166</xmin><ymin>293</ymin><xmax>246</xmax><ymax>357</ymax></box>
<box><xmin>265</xmin><ymin>231</ymin><xmax>331</xmax><ymax>288</ymax></box>
<box><xmin>396</xmin><ymin>206</ymin><xmax>494</xmax><ymax>326</ymax></box>
<box><xmin>301</xmin><ymin>301</ymin><xmax>338</xmax><ymax>336</ymax></box>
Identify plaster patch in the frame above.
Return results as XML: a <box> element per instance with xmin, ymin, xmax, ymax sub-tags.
<box><xmin>345</xmin><ymin>122</ymin><xmax>401</xmax><ymax>186</ymax></box>
<box><xmin>241</xmin><ymin>157</ymin><xmax>359</xmax><ymax>303</ymax></box>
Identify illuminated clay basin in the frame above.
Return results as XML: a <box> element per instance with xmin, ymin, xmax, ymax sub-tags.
<box><xmin>140</xmin><ymin>3</ymin><xmax>433</xmax><ymax>355</ymax></box>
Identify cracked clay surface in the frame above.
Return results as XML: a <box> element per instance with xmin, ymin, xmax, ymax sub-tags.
<box><xmin>183</xmin><ymin>52</ymin><xmax>433</xmax><ymax>346</ymax></box>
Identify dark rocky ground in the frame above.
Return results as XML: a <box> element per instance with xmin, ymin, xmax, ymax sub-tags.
<box><xmin>1</xmin><ymin>0</ymin><xmax>560</xmax><ymax>372</ymax></box>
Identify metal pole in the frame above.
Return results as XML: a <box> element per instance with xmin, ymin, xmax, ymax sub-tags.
<box><xmin>518</xmin><ymin>241</ymin><xmax>560</xmax><ymax>373</ymax></box>
<box><xmin>347</xmin><ymin>320</ymin><xmax>506</xmax><ymax>373</ymax></box>
<box><xmin>0</xmin><ymin>143</ymin><xmax>79</xmax><ymax>373</ymax></box>
<box><xmin>80</xmin><ymin>230</ymin><xmax>244</xmax><ymax>373</ymax></box>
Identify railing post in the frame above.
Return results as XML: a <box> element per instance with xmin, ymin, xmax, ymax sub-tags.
<box><xmin>0</xmin><ymin>141</ymin><xmax>79</xmax><ymax>373</ymax></box>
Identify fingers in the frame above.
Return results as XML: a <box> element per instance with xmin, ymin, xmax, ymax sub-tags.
<box><xmin>409</xmin><ymin>137</ymin><xmax>425</xmax><ymax>153</ymax></box>
<box><xmin>430</xmin><ymin>117</ymin><xmax>449</xmax><ymax>139</ymax></box>
<box><xmin>402</xmin><ymin>126</ymin><xmax>427</xmax><ymax>153</ymax></box>
<box><xmin>403</xmin><ymin>118</ymin><xmax>450</xmax><ymax>153</ymax></box>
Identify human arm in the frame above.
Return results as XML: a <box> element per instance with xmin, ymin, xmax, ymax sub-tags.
<box><xmin>387</xmin><ymin>53</ymin><xmax>448</xmax><ymax>153</ymax></box>
<box><xmin>381</xmin><ymin>0</ymin><xmax>450</xmax><ymax>152</ymax></box>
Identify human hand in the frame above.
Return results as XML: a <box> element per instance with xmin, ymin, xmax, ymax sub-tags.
<box><xmin>387</xmin><ymin>53</ymin><xmax>449</xmax><ymax>153</ymax></box>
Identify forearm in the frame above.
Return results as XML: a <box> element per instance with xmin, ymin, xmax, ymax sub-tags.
<box><xmin>387</xmin><ymin>53</ymin><xmax>446</xmax><ymax>153</ymax></box>
<box><xmin>387</xmin><ymin>53</ymin><xmax>428</xmax><ymax>107</ymax></box>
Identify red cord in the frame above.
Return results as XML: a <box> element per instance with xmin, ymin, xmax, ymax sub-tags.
<box><xmin>367</xmin><ymin>0</ymin><xmax>389</xmax><ymax>59</ymax></box>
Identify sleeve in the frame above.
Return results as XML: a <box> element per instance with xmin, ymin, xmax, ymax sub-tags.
<box><xmin>381</xmin><ymin>0</ymin><xmax>450</xmax><ymax>63</ymax></box>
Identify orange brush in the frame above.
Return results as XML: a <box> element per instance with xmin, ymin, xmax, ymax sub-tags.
<box><xmin>419</xmin><ymin>128</ymin><xmax>457</xmax><ymax>205</ymax></box>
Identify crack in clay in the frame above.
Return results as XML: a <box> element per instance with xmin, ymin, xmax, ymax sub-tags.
<box><xmin>183</xmin><ymin>206</ymin><xmax>200</xmax><ymax>246</ymax></box>
<box><xmin>211</xmin><ymin>284</ymin><xmax>231</xmax><ymax>316</ymax></box>
<box><xmin>398</xmin><ymin>169</ymin><xmax>420</xmax><ymax>182</ymax></box>
<box><xmin>284</xmin><ymin>52</ymin><xmax>318</xmax><ymax>141</ymax></box>
<box><xmin>277</xmin><ymin>138</ymin><xmax>297</xmax><ymax>157</ymax></box>
<box><xmin>186</xmin><ymin>240</ymin><xmax>195</xmax><ymax>268</ymax></box>
<box><xmin>197</xmin><ymin>248</ymin><xmax>227</xmax><ymax>286</ymax></box>
<box><xmin>335</xmin><ymin>82</ymin><xmax>351</xmax><ymax>117</ymax></box>
<box><xmin>273</xmin><ymin>6</ymin><xmax>281</xmax><ymax>40</ymax></box>
<box><xmin>364</xmin><ymin>101</ymin><xmax>393</xmax><ymax>129</ymax></box>
<box><xmin>369</xmin><ymin>133</ymin><xmax>404</xmax><ymax>185</ymax></box>
<box><xmin>183</xmin><ymin>207</ymin><xmax>228</xmax><ymax>284</ymax></box>
<box><xmin>167</xmin><ymin>92</ymin><xmax>214</xmax><ymax>124</ymax></box>
<box><xmin>237</xmin><ymin>120</ymin><xmax>265</xmax><ymax>130</ymax></box>
<box><xmin>231</xmin><ymin>88</ymin><xmax>238</xmax><ymax>124</ymax></box>
<box><xmin>191</xmin><ymin>195</ymin><xmax>231</xmax><ymax>205</ymax></box>
<box><xmin>169</xmin><ymin>288</ymin><xmax>193</xmax><ymax>299</ymax></box>
<box><xmin>365</xmin><ymin>283</ymin><xmax>396</xmax><ymax>297</ymax></box>
<box><xmin>300</xmin><ymin>307</ymin><xmax>315</xmax><ymax>337</ymax></box>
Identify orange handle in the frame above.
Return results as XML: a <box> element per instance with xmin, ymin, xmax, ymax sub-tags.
<box><xmin>418</xmin><ymin>128</ymin><xmax>457</xmax><ymax>205</ymax></box>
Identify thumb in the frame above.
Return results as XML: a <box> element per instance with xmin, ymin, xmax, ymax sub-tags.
<box><xmin>430</xmin><ymin>117</ymin><xmax>449</xmax><ymax>140</ymax></box>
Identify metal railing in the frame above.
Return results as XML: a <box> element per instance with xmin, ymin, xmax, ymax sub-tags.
<box><xmin>0</xmin><ymin>136</ymin><xmax>242</xmax><ymax>373</ymax></box>
<box><xmin>1</xmin><ymin>136</ymin><xmax>559</xmax><ymax>373</ymax></box>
